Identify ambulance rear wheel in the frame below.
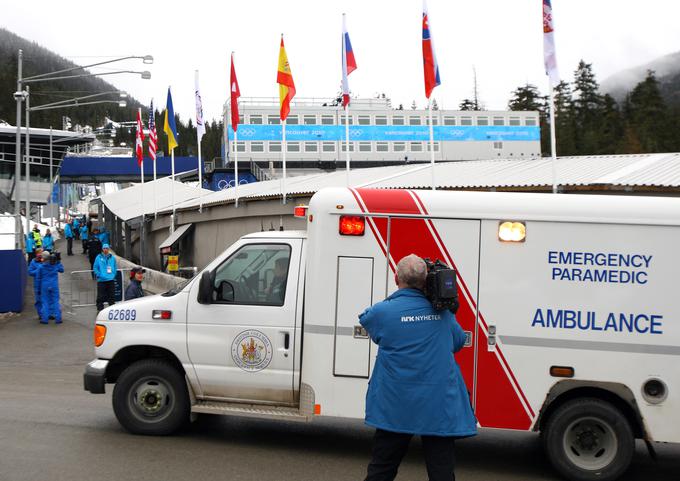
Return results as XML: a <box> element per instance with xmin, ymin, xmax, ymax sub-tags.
<box><xmin>543</xmin><ymin>398</ymin><xmax>634</xmax><ymax>481</ymax></box>
<box><xmin>112</xmin><ymin>359</ymin><xmax>189</xmax><ymax>435</ymax></box>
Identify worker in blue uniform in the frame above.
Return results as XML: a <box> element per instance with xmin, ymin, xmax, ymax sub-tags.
<box><xmin>64</xmin><ymin>221</ymin><xmax>74</xmax><ymax>256</ymax></box>
<box><xmin>28</xmin><ymin>247</ymin><xmax>44</xmax><ymax>317</ymax></box>
<box><xmin>73</xmin><ymin>217</ymin><xmax>80</xmax><ymax>240</ymax></box>
<box><xmin>38</xmin><ymin>250</ymin><xmax>64</xmax><ymax>324</ymax></box>
<box><xmin>359</xmin><ymin>254</ymin><xmax>477</xmax><ymax>481</ymax></box>
<box><xmin>25</xmin><ymin>233</ymin><xmax>35</xmax><ymax>265</ymax></box>
<box><xmin>94</xmin><ymin>243</ymin><xmax>117</xmax><ymax>311</ymax></box>
<box><xmin>79</xmin><ymin>224</ymin><xmax>89</xmax><ymax>254</ymax></box>
<box><xmin>42</xmin><ymin>229</ymin><xmax>55</xmax><ymax>252</ymax></box>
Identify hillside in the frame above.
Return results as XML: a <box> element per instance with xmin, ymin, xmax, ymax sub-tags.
<box><xmin>0</xmin><ymin>27</ymin><xmax>144</xmax><ymax>130</ymax></box>
<box><xmin>601</xmin><ymin>51</ymin><xmax>680</xmax><ymax>107</ymax></box>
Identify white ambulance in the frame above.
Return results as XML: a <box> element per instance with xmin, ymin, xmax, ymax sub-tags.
<box><xmin>84</xmin><ymin>187</ymin><xmax>680</xmax><ymax>481</ymax></box>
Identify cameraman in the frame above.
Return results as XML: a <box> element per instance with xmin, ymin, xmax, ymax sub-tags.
<box><xmin>38</xmin><ymin>251</ymin><xmax>64</xmax><ymax>324</ymax></box>
<box><xmin>359</xmin><ymin>254</ymin><xmax>476</xmax><ymax>481</ymax></box>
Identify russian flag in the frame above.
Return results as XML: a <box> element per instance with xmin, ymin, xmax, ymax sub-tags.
<box><xmin>341</xmin><ymin>13</ymin><xmax>357</xmax><ymax>107</ymax></box>
<box><xmin>422</xmin><ymin>0</ymin><xmax>441</xmax><ymax>99</ymax></box>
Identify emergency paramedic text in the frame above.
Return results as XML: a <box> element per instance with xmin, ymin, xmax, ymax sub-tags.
<box><xmin>548</xmin><ymin>250</ymin><xmax>652</xmax><ymax>284</ymax></box>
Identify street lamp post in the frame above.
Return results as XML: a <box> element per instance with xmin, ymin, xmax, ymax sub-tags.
<box><xmin>24</xmin><ymin>86</ymin><xmax>30</xmax><ymax>235</ymax></box>
<box><xmin>13</xmin><ymin>49</ymin><xmax>23</xmax><ymax>248</ymax></box>
<box><xmin>13</xmin><ymin>53</ymin><xmax>152</xmax><ymax>242</ymax></box>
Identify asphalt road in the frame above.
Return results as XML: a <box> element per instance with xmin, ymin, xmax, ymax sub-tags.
<box><xmin>1</xmin><ymin>247</ymin><xmax>679</xmax><ymax>481</ymax></box>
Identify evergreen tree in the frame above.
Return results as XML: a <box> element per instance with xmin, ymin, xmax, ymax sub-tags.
<box><xmin>598</xmin><ymin>94</ymin><xmax>624</xmax><ymax>154</ymax></box>
<box><xmin>624</xmin><ymin>70</ymin><xmax>674</xmax><ymax>152</ymax></box>
<box><xmin>572</xmin><ymin>60</ymin><xmax>604</xmax><ymax>155</ymax></box>
<box><xmin>552</xmin><ymin>81</ymin><xmax>577</xmax><ymax>156</ymax></box>
<box><xmin>410</xmin><ymin>100</ymin><xmax>417</xmax><ymax>110</ymax></box>
<box><xmin>508</xmin><ymin>84</ymin><xmax>549</xmax><ymax>155</ymax></box>
<box><xmin>459</xmin><ymin>98</ymin><xmax>478</xmax><ymax>111</ymax></box>
<box><xmin>431</xmin><ymin>99</ymin><xmax>439</xmax><ymax>110</ymax></box>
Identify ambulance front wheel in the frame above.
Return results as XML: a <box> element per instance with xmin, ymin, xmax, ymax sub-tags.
<box><xmin>112</xmin><ymin>359</ymin><xmax>190</xmax><ymax>435</ymax></box>
<box><xmin>543</xmin><ymin>398</ymin><xmax>634</xmax><ymax>481</ymax></box>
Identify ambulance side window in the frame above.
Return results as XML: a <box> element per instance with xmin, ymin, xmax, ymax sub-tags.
<box><xmin>212</xmin><ymin>243</ymin><xmax>291</xmax><ymax>306</ymax></box>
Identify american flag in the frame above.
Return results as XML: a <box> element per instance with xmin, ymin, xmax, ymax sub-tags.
<box><xmin>148</xmin><ymin>100</ymin><xmax>157</xmax><ymax>161</ymax></box>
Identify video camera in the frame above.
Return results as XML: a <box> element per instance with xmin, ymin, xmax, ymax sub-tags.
<box><xmin>423</xmin><ymin>258</ymin><xmax>459</xmax><ymax>313</ymax></box>
<box><xmin>50</xmin><ymin>251</ymin><xmax>61</xmax><ymax>264</ymax></box>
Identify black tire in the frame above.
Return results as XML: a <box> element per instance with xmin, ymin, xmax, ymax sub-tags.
<box><xmin>542</xmin><ymin>398</ymin><xmax>634</xmax><ymax>481</ymax></box>
<box><xmin>112</xmin><ymin>359</ymin><xmax>189</xmax><ymax>435</ymax></box>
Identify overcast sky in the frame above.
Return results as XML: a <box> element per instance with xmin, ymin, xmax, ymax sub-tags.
<box><xmin>3</xmin><ymin>0</ymin><xmax>680</xmax><ymax>124</ymax></box>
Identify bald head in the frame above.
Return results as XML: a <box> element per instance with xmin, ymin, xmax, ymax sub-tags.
<box><xmin>395</xmin><ymin>254</ymin><xmax>427</xmax><ymax>291</ymax></box>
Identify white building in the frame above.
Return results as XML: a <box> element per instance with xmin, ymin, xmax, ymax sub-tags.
<box><xmin>222</xmin><ymin>97</ymin><xmax>541</xmax><ymax>170</ymax></box>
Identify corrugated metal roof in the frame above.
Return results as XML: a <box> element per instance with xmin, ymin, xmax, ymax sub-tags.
<box><xmin>165</xmin><ymin>153</ymin><xmax>680</xmax><ymax>212</ymax></box>
<box><xmin>98</xmin><ymin>177</ymin><xmax>212</xmax><ymax>221</ymax></box>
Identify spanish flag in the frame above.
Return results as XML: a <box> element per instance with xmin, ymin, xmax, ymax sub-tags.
<box><xmin>164</xmin><ymin>87</ymin><xmax>179</xmax><ymax>151</ymax></box>
<box><xmin>277</xmin><ymin>35</ymin><xmax>296</xmax><ymax>121</ymax></box>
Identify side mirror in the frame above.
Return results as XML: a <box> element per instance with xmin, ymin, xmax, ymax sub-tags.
<box><xmin>197</xmin><ymin>270</ymin><xmax>212</xmax><ymax>304</ymax></box>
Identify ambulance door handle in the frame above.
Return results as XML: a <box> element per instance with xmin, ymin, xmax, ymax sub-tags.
<box><xmin>283</xmin><ymin>332</ymin><xmax>290</xmax><ymax>350</ymax></box>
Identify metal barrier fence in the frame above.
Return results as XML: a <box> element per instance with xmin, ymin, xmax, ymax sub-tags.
<box><xmin>69</xmin><ymin>268</ymin><xmax>132</xmax><ymax>308</ymax></box>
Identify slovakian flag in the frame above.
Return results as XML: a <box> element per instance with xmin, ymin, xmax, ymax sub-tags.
<box><xmin>543</xmin><ymin>0</ymin><xmax>560</xmax><ymax>87</ymax></box>
<box><xmin>135</xmin><ymin>107</ymin><xmax>145</xmax><ymax>166</ymax></box>
<box><xmin>341</xmin><ymin>14</ymin><xmax>357</xmax><ymax>107</ymax></box>
<box><xmin>164</xmin><ymin>87</ymin><xmax>179</xmax><ymax>151</ymax></box>
<box><xmin>277</xmin><ymin>35</ymin><xmax>296</xmax><ymax>121</ymax></box>
<box><xmin>422</xmin><ymin>0</ymin><xmax>441</xmax><ymax>99</ymax></box>
<box><xmin>230</xmin><ymin>52</ymin><xmax>241</xmax><ymax>132</ymax></box>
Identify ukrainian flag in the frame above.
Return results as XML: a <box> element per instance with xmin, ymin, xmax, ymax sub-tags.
<box><xmin>164</xmin><ymin>87</ymin><xmax>179</xmax><ymax>151</ymax></box>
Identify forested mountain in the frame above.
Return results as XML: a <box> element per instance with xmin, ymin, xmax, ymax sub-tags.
<box><xmin>602</xmin><ymin>51</ymin><xmax>680</xmax><ymax>107</ymax></box>
<box><xmin>508</xmin><ymin>60</ymin><xmax>680</xmax><ymax>156</ymax></box>
<box><xmin>0</xmin><ymin>28</ymin><xmax>223</xmax><ymax>160</ymax></box>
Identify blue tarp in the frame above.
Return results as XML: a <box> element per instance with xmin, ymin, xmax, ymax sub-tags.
<box><xmin>61</xmin><ymin>156</ymin><xmax>201</xmax><ymax>177</ymax></box>
<box><xmin>0</xmin><ymin>250</ymin><xmax>27</xmax><ymax>313</ymax></box>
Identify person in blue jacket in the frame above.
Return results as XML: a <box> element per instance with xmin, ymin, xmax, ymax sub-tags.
<box><xmin>96</xmin><ymin>228</ymin><xmax>110</xmax><ymax>247</ymax></box>
<box><xmin>94</xmin><ymin>243</ymin><xmax>117</xmax><ymax>311</ymax></box>
<box><xmin>38</xmin><ymin>250</ymin><xmax>64</xmax><ymax>324</ymax></box>
<box><xmin>42</xmin><ymin>229</ymin><xmax>55</xmax><ymax>252</ymax></box>
<box><xmin>73</xmin><ymin>217</ymin><xmax>80</xmax><ymax>240</ymax></box>
<box><xmin>79</xmin><ymin>224</ymin><xmax>89</xmax><ymax>254</ymax></box>
<box><xmin>64</xmin><ymin>222</ymin><xmax>74</xmax><ymax>256</ymax></box>
<box><xmin>27</xmin><ymin>247</ymin><xmax>44</xmax><ymax>317</ymax></box>
<box><xmin>359</xmin><ymin>254</ymin><xmax>477</xmax><ymax>481</ymax></box>
<box><xmin>25</xmin><ymin>233</ymin><xmax>35</xmax><ymax>265</ymax></box>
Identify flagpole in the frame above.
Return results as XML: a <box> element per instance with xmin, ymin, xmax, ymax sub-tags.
<box><xmin>153</xmin><ymin>151</ymin><xmax>157</xmax><ymax>218</ymax></box>
<box><xmin>171</xmin><ymin>148</ymin><xmax>175</xmax><ymax>233</ymax></box>
<box><xmin>428</xmin><ymin>97</ymin><xmax>436</xmax><ymax>190</ymax></box>
<box><xmin>549</xmin><ymin>85</ymin><xmax>558</xmax><ymax>194</ymax></box>
<box><xmin>282</xmin><ymin>119</ymin><xmax>287</xmax><ymax>204</ymax></box>
<box><xmin>140</xmin><ymin>156</ymin><xmax>144</xmax><ymax>265</ymax></box>
<box><xmin>345</xmin><ymin>104</ymin><xmax>350</xmax><ymax>186</ymax></box>
<box><xmin>234</xmin><ymin>128</ymin><xmax>239</xmax><ymax>207</ymax></box>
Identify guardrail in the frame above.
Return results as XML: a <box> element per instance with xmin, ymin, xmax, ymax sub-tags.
<box><xmin>68</xmin><ymin>268</ymin><xmax>132</xmax><ymax>308</ymax></box>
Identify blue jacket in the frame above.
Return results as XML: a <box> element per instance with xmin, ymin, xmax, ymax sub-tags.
<box><xmin>93</xmin><ymin>253</ymin><xmax>117</xmax><ymax>282</ymax></box>
<box><xmin>80</xmin><ymin>226</ymin><xmax>88</xmax><ymax>240</ymax></box>
<box><xmin>25</xmin><ymin>234</ymin><xmax>34</xmax><ymax>253</ymax></box>
<box><xmin>42</xmin><ymin>234</ymin><xmax>54</xmax><ymax>251</ymax></box>
<box><xmin>38</xmin><ymin>261</ymin><xmax>63</xmax><ymax>290</ymax></box>
<box><xmin>28</xmin><ymin>259</ymin><xmax>42</xmax><ymax>288</ymax></box>
<box><xmin>359</xmin><ymin>288</ymin><xmax>477</xmax><ymax>437</ymax></box>
<box><xmin>64</xmin><ymin>224</ymin><xmax>74</xmax><ymax>239</ymax></box>
<box><xmin>97</xmin><ymin>230</ymin><xmax>110</xmax><ymax>245</ymax></box>
<box><xmin>73</xmin><ymin>218</ymin><xmax>80</xmax><ymax>229</ymax></box>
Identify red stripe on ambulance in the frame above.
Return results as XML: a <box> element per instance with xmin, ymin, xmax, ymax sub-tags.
<box><xmin>353</xmin><ymin>188</ymin><xmax>533</xmax><ymax>430</ymax></box>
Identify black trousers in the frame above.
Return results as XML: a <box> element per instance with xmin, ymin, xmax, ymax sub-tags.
<box><xmin>82</xmin><ymin>239</ymin><xmax>88</xmax><ymax>253</ymax></box>
<box><xmin>365</xmin><ymin>429</ymin><xmax>456</xmax><ymax>481</ymax></box>
<box><xmin>66</xmin><ymin>237</ymin><xmax>73</xmax><ymax>255</ymax></box>
<box><xmin>96</xmin><ymin>280</ymin><xmax>116</xmax><ymax>311</ymax></box>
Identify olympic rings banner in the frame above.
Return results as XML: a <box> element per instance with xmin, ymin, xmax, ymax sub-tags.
<box><xmin>228</xmin><ymin>124</ymin><xmax>540</xmax><ymax>142</ymax></box>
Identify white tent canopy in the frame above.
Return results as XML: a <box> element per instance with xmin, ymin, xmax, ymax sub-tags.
<box><xmin>96</xmin><ymin>177</ymin><xmax>212</xmax><ymax>222</ymax></box>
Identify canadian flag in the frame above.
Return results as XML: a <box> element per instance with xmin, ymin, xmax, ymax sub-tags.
<box><xmin>135</xmin><ymin>107</ymin><xmax>145</xmax><ymax>167</ymax></box>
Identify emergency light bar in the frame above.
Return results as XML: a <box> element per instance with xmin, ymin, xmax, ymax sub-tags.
<box><xmin>339</xmin><ymin>215</ymin><xmax>365</xmax><ymax>236</ymax></box>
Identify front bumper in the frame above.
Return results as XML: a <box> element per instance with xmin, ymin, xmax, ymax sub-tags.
<box><xmin>83</xmin><ymin>359</ymin><xmax>109</xmax><ymax>394</ymax></box>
